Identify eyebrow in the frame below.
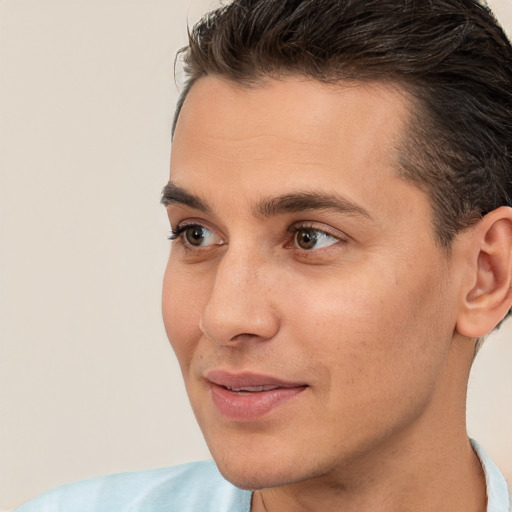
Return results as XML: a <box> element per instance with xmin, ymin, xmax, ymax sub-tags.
<box><xmin>161</xmin><ymin>181</ymin><xmax>371</xmax><ymax>219</ymax></box>
<box><xmin>161</xmin><ymin>182</ymin><xmax>211</xmax><ymax>212</ymax></box>
<box><xmin>254</xmin><ymin>191</ymin><xmax>371</xmax><ymax>219</ymax></box>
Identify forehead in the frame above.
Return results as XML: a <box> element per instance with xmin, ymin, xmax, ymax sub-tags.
<box><xmin>173</xmin><ymin>76</ymin><xmax>410</xmax><ymax>157</ymax></box>
<box><xmin>170</xmin><ymin>76</ymin><xmax>425</xmax><ymax>228</ymax></box>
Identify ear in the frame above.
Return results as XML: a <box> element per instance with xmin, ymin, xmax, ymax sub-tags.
<box><xmin>456</xmin><ymin>206</ymin><xmax>512</xmax><ymax>338</ymax></box>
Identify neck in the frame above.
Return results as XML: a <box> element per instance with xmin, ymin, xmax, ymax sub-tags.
<box><xmin>252</xmin><ymin>433</ymin><xmax>486</xmax><ymax>512</ymax></box>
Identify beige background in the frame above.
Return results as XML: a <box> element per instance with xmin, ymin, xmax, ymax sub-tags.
<box><xmin>0</xmin><ymin>0</ymin><xmax>511</xmax><ymax>510</ymax></box>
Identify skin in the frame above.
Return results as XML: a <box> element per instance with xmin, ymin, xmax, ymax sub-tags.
<box><xmin>162</xmin><ymin>76</ymin><xmax>490</xmax><ymax>511</ymax></box>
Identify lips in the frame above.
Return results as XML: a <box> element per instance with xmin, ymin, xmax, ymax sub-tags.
<box><xmin>205</xmin><ymin>371</ymin><xmax>308</xmax><ymax>421</ymax></box>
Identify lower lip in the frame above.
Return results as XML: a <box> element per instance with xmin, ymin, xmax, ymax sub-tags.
<box><xmin>209</xmin><ymin>383</ymin><xmax>307</xmax><ymax>422</ymax></box>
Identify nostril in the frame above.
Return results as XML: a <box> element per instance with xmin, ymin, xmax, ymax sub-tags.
<box><xmin>230</xmin><ymin>332</ymin><xmax>264</xmax><ymax>343</ymax></box>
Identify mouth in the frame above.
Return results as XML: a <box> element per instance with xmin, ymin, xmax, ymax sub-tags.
<box><xmin>222</xmin><ymin>384</ymin><xmax>284</xmax><ymax>394</ymax></box>
<box><xmin>205</xmin><ymin>371</ymin><xmax>308</xmax><ymax>421</ymax></box>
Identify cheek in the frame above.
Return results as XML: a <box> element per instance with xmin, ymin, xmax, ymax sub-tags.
<box><xmin>280</xmin><ymin>271</ymin><xmax>453</xmax><ymax>447</ymax></box>
<box><xmin>288</xmin><ymin>260</ymin><xmax>452</xmax><ymax>388</ymax></box>
<box><xmin>162</xmin><ymin>258</ymin><xmax>208</xmax><ymax>368</ymax></box>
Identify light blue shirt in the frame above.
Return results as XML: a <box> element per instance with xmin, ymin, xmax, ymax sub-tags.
<box><xmin>14</xmin><ymin>441</ymin><xmax>510</xmax><ymax>512</ymax></box>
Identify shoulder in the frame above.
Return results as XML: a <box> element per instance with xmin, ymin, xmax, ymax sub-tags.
<box><xmin>14</xmin><ymin>461</ymin><xmax>252</xmax><ymax>512</ymax></box>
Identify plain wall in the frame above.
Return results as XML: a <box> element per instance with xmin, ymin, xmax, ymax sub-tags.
<box><xmin>0</xmin><ymin>0</ymin><xmax>511</xmax><ymax>509</ymax></box>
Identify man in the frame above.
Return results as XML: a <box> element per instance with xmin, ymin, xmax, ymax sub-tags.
<box><xmin>15</xmin><ymin>0</ymin><xmax>512</xmax><ymax>511</ymax></box>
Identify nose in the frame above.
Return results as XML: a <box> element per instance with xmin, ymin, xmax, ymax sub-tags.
<box><xmin>199</xmin><ymin>246</ymin><xmax>280</xmax><ymax>346</ymax></box>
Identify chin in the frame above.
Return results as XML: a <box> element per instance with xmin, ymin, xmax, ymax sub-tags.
<box><xmin>216</xmin><ymin>461</ymin><xmax>303</xmax><ymax>491</ymax></box>
<box><xmin>211</xmin><ymin>446</ymin><xmax>323</xmax><ymax>491</ymax></box>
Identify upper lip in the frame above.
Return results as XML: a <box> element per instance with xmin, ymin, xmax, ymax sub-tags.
<box><xmin>205</xmin><ymin>370</ymin><xmax>308</xmax><ymax>391</ymax></box>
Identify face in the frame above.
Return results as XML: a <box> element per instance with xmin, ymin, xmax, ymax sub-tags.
<box><xmin>163</xmin><ymin>76</ymin><xmax>464</xmax><ymax>490</ymax></box>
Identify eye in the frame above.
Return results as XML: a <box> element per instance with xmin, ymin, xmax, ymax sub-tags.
<box><xmin>292</xmin><ymin>226</ymin><xmax>339</xmax><ymax>250</ymax></box>
<box><xmin>169</xmin><ymin>224</ymin><xmax>222</xmax><ymax>247</ymax></box>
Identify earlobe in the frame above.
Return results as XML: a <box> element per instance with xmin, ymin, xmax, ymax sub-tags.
<box><xmin>456</xmin><ymin>207</ymin><xmax>512</xmax><ymax>338</ymax></box>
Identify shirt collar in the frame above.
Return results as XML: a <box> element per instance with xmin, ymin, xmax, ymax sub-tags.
<box><xmin>471</xmin><ymin>440</ymin><xmax>510</xmax><ymax>512</ymax></box>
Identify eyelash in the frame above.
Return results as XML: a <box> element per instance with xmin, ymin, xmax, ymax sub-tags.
<box><xmin>287</xmin><ymin>224</ymin><xmax>343</xmax><ymax>250</ymax></box>
<box><xmin>287</xmin><ymin>223</ymin><xmax>337</xmax><ymax>239</ymax></box>
<box><xmin>168</xmin><ymin>222</ymin><xmax>344</xmax><ymax>252</ymax></box>
<box><xmin>167</xmin><ymin>225</ymin><xmax>191</xmax><ymax>241</ymax></box>
<box><xmin>167</xmin><ymin>223</ymin><xmax>222</xmax><ymax>251</ymax></box>
<box><xmin>167</xmin><ymin>225</ymin><xmax>204</xmax><ymax>250</ymax></box>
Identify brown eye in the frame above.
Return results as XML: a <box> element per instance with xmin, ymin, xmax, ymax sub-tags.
<box><xmin>295</xmin><ymin>228</ymin><xmax>319</xmax><ymax>250</ymax></box>
<box><xmin>184</xmin><ymin>226</ymin><xmax>208</xmax><ymax>246</ymax></box>
<box><xmin>293</xmin><ymin>227</ymin><xmax>339</xmax><ymax>250</ymax></box>
<box><xmin>169</xmin><ymin>224</ymin><xmax>222</xmax><ymax>247</ymax></box>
